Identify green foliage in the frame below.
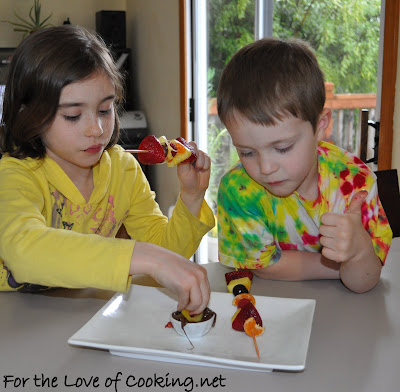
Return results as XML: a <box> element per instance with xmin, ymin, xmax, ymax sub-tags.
<box><xmin>208</xmin><ymin>0</ymin><xmax>381</xmax><ymax>94</ymax></box>
<box><xmin>208</xmin><ymin>0</ymin><xmax>255</xmax><ymax>96</ymax></box>
<box><xmin>273</xmin><ymin>0</ymin><xmax>381</xmax><ymax>93</ymax></box>
<box><xmin>2</xmin><ymin>0</ymin><xmax>52</xmax><ymax>38</ymax></box>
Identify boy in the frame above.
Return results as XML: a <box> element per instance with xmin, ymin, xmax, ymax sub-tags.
<box><xmin>216</xmin><ymin>38</ymin><xmax>392</xmax><ymax>293</ymax></box>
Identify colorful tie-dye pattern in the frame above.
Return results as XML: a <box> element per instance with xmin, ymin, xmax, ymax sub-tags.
<box><xmin>217</xmin><ymin>141</ymin><xmax>392</xmax><ymax>269</ymax></box>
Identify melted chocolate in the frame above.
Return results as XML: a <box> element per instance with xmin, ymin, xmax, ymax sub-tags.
<box><xmin>172</xmin><ymin>307</ymin><xmax>217</xmax><ymax>329</ymax></box>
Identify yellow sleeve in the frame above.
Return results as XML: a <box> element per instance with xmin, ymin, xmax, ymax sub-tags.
<box><xmin>121</xmin><ymin>165</ymin><xmax>215</xmax><ymax>259</ymax></box>
<box><xmin>0</xmin><ymin>167</ymin><xmax>133</xmax><ymax>292</ymax></box>
<box><xmin>165</xmin><ymin>196</ymin><xmax>215</xmax><ymax>258</ymax></box>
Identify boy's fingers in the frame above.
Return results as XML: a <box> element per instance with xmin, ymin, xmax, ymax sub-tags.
<box><xmin>345</xmin><ymin>190</ymin><xmax>368</xmax><ymax>215</ymax></box>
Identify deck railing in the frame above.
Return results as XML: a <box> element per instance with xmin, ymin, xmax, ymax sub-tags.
<box><xmin>324</xmin><ymin>82</ymin><xmax>376</xmax><ymax>161</ymax></box>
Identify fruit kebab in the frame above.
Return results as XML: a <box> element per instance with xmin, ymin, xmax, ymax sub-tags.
<box><xmin>226</xmin><ymin>270</ymin><xmax>265</xmax><ymax>359</ymax></box>
<box><xmin>124</xmin><ymin>135</ymin><xmax>197</xmax><ymax>167</ymax></box>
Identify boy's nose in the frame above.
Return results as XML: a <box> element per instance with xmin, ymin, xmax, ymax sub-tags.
<box><xmin>259</xmin><ymin>156</ymin><xmax>279</xmax><ymax>175</ymax></box>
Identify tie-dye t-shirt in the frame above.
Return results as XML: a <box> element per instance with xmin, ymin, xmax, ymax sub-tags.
<box><xmin>217</xmin><ymin>141</ymin><xmax>392</xmax><ymax>269</ymax></box>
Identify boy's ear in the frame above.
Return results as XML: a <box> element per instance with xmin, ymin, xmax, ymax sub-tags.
<box><xmin>316</xmin><ymin>108</ymin><xmax>332</xmax><ymax>141</ymax></box>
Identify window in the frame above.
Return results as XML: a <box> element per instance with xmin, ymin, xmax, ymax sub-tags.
<box><xmin>185</xmin><ymin>0</ymin><xmax>273</xmax><ymax>263</ymax></box>
<box><xmin>181</xmin><ymin>0</ymin><xmax>396</xmax><ymax>264</ymax></box>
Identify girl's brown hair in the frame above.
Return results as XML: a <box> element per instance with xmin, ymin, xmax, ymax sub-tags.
<box><xmin>0</xmin><ymin>25</ymin><xmax>124</xmax><ymax>159</ymax></box>
<box><xmin>217</xmin><ymin>37</ymin><xmax>326</xmax><ymax>132</ymax></box>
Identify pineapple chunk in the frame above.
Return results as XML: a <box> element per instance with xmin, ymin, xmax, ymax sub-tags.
<box><xmin>181</xmin><ymin>309</ymin><xmax>204</xmax><ymax>322</ymax></box>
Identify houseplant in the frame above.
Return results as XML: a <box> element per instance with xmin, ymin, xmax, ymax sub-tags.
<box><xmin>2</xmin><ymin>0</ymin><xmax>52</xmax><ymax>38</ymax></box>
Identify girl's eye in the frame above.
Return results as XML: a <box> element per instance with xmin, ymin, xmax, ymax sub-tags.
<box><xmin>276</xmin><ymin>145</ymin><xmax>294</xmax><ymax>154</ymax></box>
<box><xmin>64</xmin><ymin>115</ymin><xmax>80</xmax><ymax>122</ymax></box>
<box><xmin>99</xmin><ymin>108</ymin><xmax>112</xmax><ymax>116</ymax></box>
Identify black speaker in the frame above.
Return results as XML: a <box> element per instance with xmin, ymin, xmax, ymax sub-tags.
<box><xmin>96</xmin><ymin>11</ymin><xmax>126</xmax><ymax>49</ymax></box>
<box><xmin>111</xmin><ymin>48</ymin><xmax>134</xmax><ymax>110</ymax></box>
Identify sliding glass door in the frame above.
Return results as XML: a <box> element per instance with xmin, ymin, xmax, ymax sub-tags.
<box><xmin>189</xmin><ymin>0</ymin><xmax>273</xmax><ymax>263</ymax></box>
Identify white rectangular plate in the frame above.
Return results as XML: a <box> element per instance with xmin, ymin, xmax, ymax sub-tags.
<box><xmin>68</xmin><ymin>285</ymin><xmax>315</xmax><ymax>372</ymax></box>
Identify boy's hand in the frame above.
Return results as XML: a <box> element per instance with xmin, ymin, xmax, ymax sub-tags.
<box><xmin>319</xmin><ymin>190</ymin><xmax>371</xmax><ymax>263</ymax></box>
<box><xmin>177</xmin><ymin>142</ymin><xmax>211</xmax><ymax>217</ymax></box>
<box><xmin>320</xmin><ymin>190</ymin><xmax>382</xmax><ymax>293</ymax></box>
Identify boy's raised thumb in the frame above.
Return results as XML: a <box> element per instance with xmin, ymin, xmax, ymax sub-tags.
<box><xmin>345</xmin><ymin>190</ymin><xmax>368</xmax><ymax>214</ymax></box>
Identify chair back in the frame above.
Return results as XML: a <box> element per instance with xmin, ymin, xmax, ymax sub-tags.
<box><xmin>374</xmin><ymin>169</ymin><xmax>400</xmax><ymax>238</ymax></box>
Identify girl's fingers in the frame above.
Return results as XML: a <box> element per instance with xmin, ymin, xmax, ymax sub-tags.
<box><xmin>176</xmin><ymin>291</ymin><xmax>190</xmax><ymax>312</ymax></box>
<box><xmin>177</xmin><ymin>269</ymin><xmax>210</xmax><ymax>315</ymax></box>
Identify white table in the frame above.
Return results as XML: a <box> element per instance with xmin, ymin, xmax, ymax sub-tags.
<box><xmin>1</xmin><ymin>239</ymin><xmax>399</xmax><ymax>392</ymax></box>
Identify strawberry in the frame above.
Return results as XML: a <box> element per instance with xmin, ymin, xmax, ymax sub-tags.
<box><xmin>232</xmin><ymin>293</ymin><xmax>255</xmax><ymax>307</ymax></box>
<box><xmin>236</xmin><ymin>298</ymin><xmax>251</xmax><ymax>308</ymax></box>
<box><xmin>225</xmin><ymin>270</ymin><xmax>253</xmax><ymax>285</ymax></box>
<box><xmin>176</xmin><ymin>137</ymin><xmax>197</xmax><ymax>164</ymax></box>
<box><xmin>232</xmin><ymin>301</ymin><xmax>262</xmax><ymax>332</ymax></box>
<box><xmin>137</xmin><ymin>135</ymin><xmax>166</xmax><ymax>164</ymax></box>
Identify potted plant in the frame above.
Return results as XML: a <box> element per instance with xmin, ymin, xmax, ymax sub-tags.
<box><xmin>2</xmin><ymin>0</ymin><xmax>52</xmax><ymax>38</ymax></box>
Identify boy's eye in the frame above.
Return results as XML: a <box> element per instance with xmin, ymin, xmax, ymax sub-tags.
<box><xmin>239</xmin><ymin>150</ymin><xmax>254</xmax><ymax>158</ymax></box>
<box><xmin>275</xmin><ymin>144</ymin><xmax>294</xmax><ymax>154</ymax></box>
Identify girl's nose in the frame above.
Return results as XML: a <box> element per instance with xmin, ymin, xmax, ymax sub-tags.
<box><xmin>86</xmin><ymin>118</ymin><xmax>104</xmax><ymax>137</ymax></box>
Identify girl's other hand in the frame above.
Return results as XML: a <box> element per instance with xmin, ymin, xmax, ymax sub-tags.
<box><xmin>130</xmin><ymin>242</ymin><xmax>210</xmax><ymax>314</ymax></box>
<box><xmin>177</xmin><ymin>141</ymin><xmax>211</xmax><ymax>217</ymax></box>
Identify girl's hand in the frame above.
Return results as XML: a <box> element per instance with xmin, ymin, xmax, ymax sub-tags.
<box><xmin>177</xmin><ymin>142</ymin><xmax>211</xmax><ymax>217</ymax></box>
<box><xmin>130</xmin><ymin>242</ymin><xmax>210</xmax><ymax>314</ymax></box>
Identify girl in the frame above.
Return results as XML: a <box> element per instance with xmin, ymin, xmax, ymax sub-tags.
<box><xmin>0</xmin><ymin>25</ymin><xmax>214</xmax><ymax>314</ymax></box>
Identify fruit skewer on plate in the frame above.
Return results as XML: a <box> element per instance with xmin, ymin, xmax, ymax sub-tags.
<box><xmin>225</xmin><ymin>270</ymin><xmax>265</xmax><ymax>359</ymax></box>
<box><xmin>124</xmin><ymin>135</ymin><xmax>197</xmax><ymax>167</ymax></box>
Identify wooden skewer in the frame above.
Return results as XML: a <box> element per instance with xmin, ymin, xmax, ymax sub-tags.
<box><xmin>124</xmin><ymin>149</ymin><xmax>149</xmax><ymax>153</ymax></box>
<box><xmin>252</xmin><ymin>331</ymin><xmax>261</xmax><ymax>359</ymax></box>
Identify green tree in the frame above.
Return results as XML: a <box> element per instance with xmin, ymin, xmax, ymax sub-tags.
<box><xmin>208</xmin><ymin>0</ymin><xmax>381</xmax><ymax>94</ymax></box>
<box><xmin>273</xmin><ymin>0</ymin><xmax>381</xmax><ymax>93</ymax></box>
<box><xmin>208</xmin><ymin>0</ymin><xmax>255</xmax><ymax>96</ymax></box>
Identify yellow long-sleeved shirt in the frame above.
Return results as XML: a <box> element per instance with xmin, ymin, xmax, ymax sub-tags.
<box><xmin>0</xmin><ymin>145</ymin><xmax>215</xmax><ymax>292</ymax></box>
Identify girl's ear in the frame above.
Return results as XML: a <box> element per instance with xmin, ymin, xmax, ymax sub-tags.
<box><xmin>316</xmin><ymin>108</ymin><xmax>332</xmax><ymax>141</ymax></box>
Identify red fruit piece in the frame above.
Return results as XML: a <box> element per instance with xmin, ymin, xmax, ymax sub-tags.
<box><xmin>176</xmin><ymin>137</ymin><xmax>197</xmax><ymax>163</ymax></box>
<box><xmin>169</xmin><ymin>142</ymin><xmax>178</xmax><ymax>157</ymax></box>
<box><xmin>137</xmin><ymin>135</ymin><xmax>166</xmax><ymax>165</ymax></box>
<box><xmin>236</xmin><ymin>298</ymin><xmax>251</xmax><ymax>308</ymax></box>
<box><xmin>232</xmin><ymin>301</ymin><xmax>262</xmax><ymax>332</ymax></box>
<box><xmin>225</xmin><ymin>270</ymin><xmax>253</xmax><ymax>286</ymax></box>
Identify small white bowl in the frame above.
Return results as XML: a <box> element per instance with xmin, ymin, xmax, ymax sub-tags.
<box><xmin>170</xmin><ymin>313</ymin><xmax>216</xmax><ymax>338</ymax></box>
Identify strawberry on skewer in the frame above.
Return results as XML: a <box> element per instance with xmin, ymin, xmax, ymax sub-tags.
<box><xmin>135</xmin><ymin>135</ymin><xmax>166</xmax><ymax>164</ymax></box>
<box><xmin>231</xmin><ymin>301</ymin><xmax>263</xmax><ymax>332</ymax></box>
<box><xmin>226</xmin><ymin>270</ymin><xmax>265</xmax><ymax>359</ymax></box>
<box><xmin>124</xmin><ymin>135</ymin><xmax>198</xmax><ymax>167</ymax></box>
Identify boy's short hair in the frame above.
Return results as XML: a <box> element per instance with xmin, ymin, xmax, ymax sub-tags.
<box><xmin>0</xmin><ymin>25</ymin><xmax>123</xmax><ymax>159</ymax></box>
<box><xmin>217</xmin><ymin>37</ymin><xmax>326</xmax><ymax>131</ymax></box>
